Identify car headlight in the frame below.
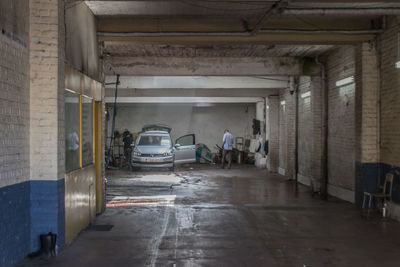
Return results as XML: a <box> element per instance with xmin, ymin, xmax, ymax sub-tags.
<box><xmin>133</xmin><ymin>151</ymin><xmax>142</xmax><ymax>156</ymax></box>
<box><xmin>163</xmin><ymin>152</ymin><xmax>172</xmax><ymax>156</ymax></box>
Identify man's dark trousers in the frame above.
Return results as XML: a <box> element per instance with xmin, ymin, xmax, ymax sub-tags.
<box><xmin>222</xmin><ymin>149</ymin><xmax>232</xmax><ymax>169</ymax></box>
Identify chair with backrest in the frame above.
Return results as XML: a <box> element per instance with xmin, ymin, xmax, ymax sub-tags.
<box><xmin>363</xmin><ymin>173</ymin><xmax>394</xmax><ymax>211</ymax></box>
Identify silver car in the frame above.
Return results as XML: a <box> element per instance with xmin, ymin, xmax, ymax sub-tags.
<box><xmin>131</xmin><ymin>125</ymin><xmax>196</xmax><ymax>171</ymax></box>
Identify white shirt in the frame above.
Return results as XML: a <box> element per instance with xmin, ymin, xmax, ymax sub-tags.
<box><xmin>67</xmin><ymin>132</ymin><xmax>79</xmax><ymax>151</ymax></box>
<box><xmin>222</xmin><ymin>132</ymin><xmax>234</xmax><ymax>150</ymax></box>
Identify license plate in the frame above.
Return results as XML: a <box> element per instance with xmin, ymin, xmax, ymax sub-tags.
<box><xmin>147</xmin><ymin>158</ymin><xmax>157</xmax><ymax>163</ymax></box>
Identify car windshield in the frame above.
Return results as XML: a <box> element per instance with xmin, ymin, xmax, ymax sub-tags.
<box><xmin>137</xmin><ymin>135</ymin><xmax>171</xmax><ymax>146</ymax></box>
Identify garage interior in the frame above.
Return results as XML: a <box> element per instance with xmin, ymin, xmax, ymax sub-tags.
<box><xmin>1</xmin><ymin>0</ymin><xmax>400</xmax><ymax>266</ymax></box>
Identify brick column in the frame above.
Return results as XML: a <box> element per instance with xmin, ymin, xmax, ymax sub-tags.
<box><xmin>285</xmin><ymin>85</ymin><xmax>296</xmax><ymax>180</ymax></box>
<box><xmin>29</xmin><ymin>0</ymin><xmax>65</xmax><ymax>251</ymax></box>
<box><xmin>266</xmin><ymin>96</ymin><xmax>279</xmax><ymax>172</ymax></box>
<box><xmin>355</xmin><ymin>41</ymin><xmax>379</xmax><ymax>206</ymax></box>
<box><xmin>311</xmin><ymin>75</ymin><xmax>323</xmax><ymax>192</ymax></box>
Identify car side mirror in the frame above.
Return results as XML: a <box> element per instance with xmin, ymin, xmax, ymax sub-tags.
<box><xmin>174</xmin><ymin>144</ymin><xmax>181</xmax><ymax>148</ymax></box>
<box><xmin>130</xmin><ymin>143</ymin><xmax>135</xmax><ymax>148</ymax></box>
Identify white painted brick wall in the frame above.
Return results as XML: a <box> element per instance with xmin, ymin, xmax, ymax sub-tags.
<box><xmin>58</xmin><ymin>0</ymin><xmax>66</xmax><ymax>178</ymax></box>
<box><xmin>267</xmin><ymin>96</ymin><xmax>279</xmax><ymax>172</ymax></box>
<box><xmin>355</xmin><ymin>42</ymin><xmax>379</xmax><ymax>164</ymax></box>
<box><xmin>311</xmin><ymin>76</ymin><xmax>323</xmax><ymax>190</ymax></box>
<box><xmin>29</xmin><ymin>0</ymin><xmax>65</xmax><ymax>181</ymax></box>
<box><xmin>325</xmin><ymin>46</ymin><xmax>356</xmax><ymax>191</ymax></box>
<box><xmin>108</xmin><ymin>103</ymin><xmax>256</xmax><ymax>152</ymax></box>
<box><xmin>279</xmin><ymin>87</ymin><xmax>296</xmax><ymax>179</ymax></box>
<box><xmin>296</xmin><ymin>75</ymin><xmax>323</xmax><ymax>190</ymax></box>
<box><xmin>298</xmin><ymin>76</ymin><xmax>313</xmax><ymax>179</ymax></box>
<box><xmin>380</xmin><ymin>16</ymin><xmax>400</xmax><ymax>167</ymax></box>
<box><xmin>279</xmin><ymin>91</ymin><xmax>287</xmax><ymax>173</ymax></box>
<box><xmin>0</xmin><ymin>1</ymin><xmax>30</xmax><ymax>188</ymax></box>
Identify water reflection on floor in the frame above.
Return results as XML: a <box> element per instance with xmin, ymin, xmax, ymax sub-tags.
<box><xmin>20</xmin><ymin>164</ymin><xmax>400</xmax><ymax>267</ymax></box>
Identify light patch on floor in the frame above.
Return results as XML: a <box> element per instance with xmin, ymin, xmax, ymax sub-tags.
<box><xmin>135</xmin><ymin>173</ymin><xmax>182</xmax><ymax>183</ymax></box>
<box><xmin>106</xmin><ymin>195</ymin><xmax>176</xmax><ymax>207</ymax></box>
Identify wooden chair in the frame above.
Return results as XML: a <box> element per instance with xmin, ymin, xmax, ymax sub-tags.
<box><xmin>363</xmin><ymin>173</ymin><xmax>394</xmax><ymax>211</ymax></box>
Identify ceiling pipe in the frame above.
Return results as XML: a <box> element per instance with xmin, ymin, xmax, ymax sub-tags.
<box><xmin>97</xmin><ymin>29</ymin><xmax>383</xmax><ymax>37</ymax></box>
<box><xmin>283</xmin><ymin>8</ymin><xmax>400</xmax><ymax>16</ymax></box>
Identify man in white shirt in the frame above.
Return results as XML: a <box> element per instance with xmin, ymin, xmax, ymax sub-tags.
<box><xmin>222</xmin><ymin>129</ymin><xmax>234</xmax><ymax>169</ymax></box>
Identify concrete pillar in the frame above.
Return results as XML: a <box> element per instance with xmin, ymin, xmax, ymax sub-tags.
<box><xmin>355</xmin><ymin>41</ymin><xmax>380</xmax><ymax>206</ymax></box>
<box><xmin>29</xmin><ymin>0</ymin><xmax>65</xmax><ymax>251</ymax></box>
<box><xmin>285</xmin><ymin>78</ymin><xmax>297</xmax><ymax>180</ymax></box>
<box><xmin>296</xmin><ymin>74</ymin><xmax>324</xmax><ymax>192</ymax></box>
<box><xmin>311</xmin><ymin>75</ymin><xmax>323</xmax><ymax>192</ymax></box>
<box><xmin>266</xmin><ymin>96</ymin><xmax>279</xmax><ymax>172</ymax></box>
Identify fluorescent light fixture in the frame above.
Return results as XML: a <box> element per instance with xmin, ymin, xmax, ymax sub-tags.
<box><xmin>280</xmin><ymin>100</ymin><xmax>286</xmax><ymax>106</ymax></box>
<box><xmin>301</xmin><ymin>91</ymin><xmax>311</xmax><ymax>99</ymax></box>
<box><xmin>395</xmin><ymin>61</ymin><xmax>400</xmax><ymax>69</ymax></box>
<box><xmin>65</xmin><ymin>88</ymin><xmax>77</xmax><ymax>94</ymax></box>
<box><xmin>335</xmin><ymin>76</ymin><xmax>354</xmax><ymax>87</ymax></box>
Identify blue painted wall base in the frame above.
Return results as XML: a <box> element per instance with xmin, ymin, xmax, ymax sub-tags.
<box><xmin>356</xmin><ymin>162</ymin><xmax>400</xmax><ymax>208</ymax></box>
<box><xmin>30</xmin><ymin>179</ymin><xmax>65</xmax><ymax>252</ymax></box>
<box><xmin>0</xmin><ymin>179</ymin><xmax>65</xmax><ymax>267</ymax></box>
<box><xmin>0</xmin><ymin>182</ymin><xmax>30</xmax><ymax>267</ymax></box>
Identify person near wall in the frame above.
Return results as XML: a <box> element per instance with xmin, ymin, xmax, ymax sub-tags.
<box><xmin>222</xmin><ymin>129</ymin><xmax>234</xmax><ymax>169</ymax></box>
<box><xmin>122</xmin><ymin>129</ymin><xmax>133</xmax><ymax>168</ymax></box>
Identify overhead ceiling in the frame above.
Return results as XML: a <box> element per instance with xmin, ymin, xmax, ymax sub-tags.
<box><xmin>85</xmin><ymin>1</ymin><xmax>400</xmax><ymax>17</ymax></box>
<box><xmin>104</xmin><ymin>43</ymin><xmax>335</xmax><ymax>57</ymax></box>
<box><xmin>79</xmin><ymin>1</ymin><xmax>400</xmax><ymax>75</ymax></box>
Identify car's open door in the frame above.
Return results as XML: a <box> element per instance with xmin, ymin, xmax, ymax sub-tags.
<box><xmin>174</xmin><ymin>134</ymin><xmax>196</xmax><ymax>164</ymax></box>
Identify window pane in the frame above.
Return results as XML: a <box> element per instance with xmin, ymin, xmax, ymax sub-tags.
<box><xmin>176</xmin><ymin>135</ymin><xmax>194</xmax><ymax>146</ymax></box>
<box><xmin>138</xmin><ymin>135</ymin><xmax>171</xmax><ymax>146</ymax></box>
<box><xmin>65</xmin><ymin>90</ymin><xmax>80</xmax><ymax>173</ymax></box>
<box><xmin>82</xmin><ymin>96</ymin><xmax>93</xmax><ymax>166</ymax></box>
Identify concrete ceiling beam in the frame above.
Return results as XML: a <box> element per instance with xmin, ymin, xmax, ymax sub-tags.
<box><xmin>251</xmin><ymin>0</ymin><xmax>287</xmax><ymax>35</ymax></box>
<box><xmin>104</xmin><ymin>88</ymin><xmax>280</xmax><ymax>98</ymax></box>
<box><xmin>84</xmin><ymin>1</ymin><xmax>400</xmax><ymax>16</ymax></box>
<box><xmin>85</xmin><ymin>1</ymin><xmax>274</xmax><ymax>16</ymax></box>
<box><xmin>104</xmin><ymin>76</ymin><xmax>289</xmax><ymax>89</ymax></box>
<box><xmin>104</xmin><ymin>96</ymin><xmax>265</xmax><ymax>104</ymax></box>
<box><xmin>99</xmin><ymin>33</ymin><xmax>376</xmax><ymax>45</ymax></box>
<box><xmin>97</xmin><ymin>17</ymin><xmax>376</xmax><ymax>32</ymax></box>
<box><xmin>103</xmin><ymin>57</ymin><xmax>305</xmax><ymax>76</ymax></box>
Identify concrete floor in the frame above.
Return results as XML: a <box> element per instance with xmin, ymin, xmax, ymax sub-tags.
<box><xmin>20</xmin><ymin>164</ymin><xmax>400</xmax><ymax>267</ymax></box>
